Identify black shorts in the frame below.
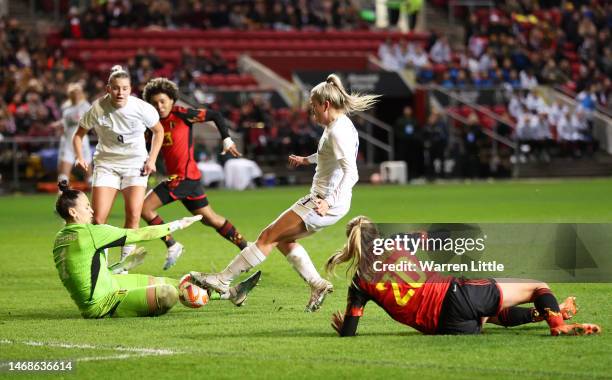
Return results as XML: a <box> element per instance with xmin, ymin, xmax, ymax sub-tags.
<box><xmin>436</xmin><ymin>278</ymin><xmax>502</xmax><ymax>335</ymax></box>
<box><xmin>153</xmin><ymin>178</ymin><xmax>209</xmax><ymax>211</ymax></box>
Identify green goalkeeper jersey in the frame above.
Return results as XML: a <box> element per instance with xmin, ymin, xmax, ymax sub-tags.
<box><xmin>52</xmin><ymin>223</ymin><xmax>171</xmax><ymax>317</ymax></box>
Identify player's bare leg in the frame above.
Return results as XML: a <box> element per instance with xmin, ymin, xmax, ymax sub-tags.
<box><xmin>91</xmin><ymin>186</ymin><xmax>119</xmax><ymax>224</ymax></box>
<box><xmin>191</xmin><ymin>210</ymin><xmax>332</xmax><ymax>311</ymax></box>
<box><xmin>496</xmin><ymin>279</ymin><xmax>600</xmax><ymax>336</ymax></box>
<box><xmin>192</xmin><ymin>211</ymin><xmax>307</xmax><ymax>290</ymax></box>
<box><xmin>91</xmin><ymin>186</ymin><xmax>119</xmax><ymax>266</ymax></box>
<box><xmin>121</xmin><ymin>185</ymin><xmax>146</xmax><ymax>260</ymax></box>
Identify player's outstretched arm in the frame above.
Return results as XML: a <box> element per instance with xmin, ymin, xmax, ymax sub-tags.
<box><xmin>90</xmin><ymin>216</ymin><xmax>203</xmax><ymax>248</ymax></box>
<box><xmin>204</xmin><ymin>109</ymin><xmax>242</xmax><ymax>157</ymax></box>
<box><xmin>168</xmin><ymin>215</ymin><xmax>203</xmax><ymax>232</ymax></box>
<box><xmin>125</xmin><ymin>215</ymin><xmax>202</xmax><ymax>244</ymax></box>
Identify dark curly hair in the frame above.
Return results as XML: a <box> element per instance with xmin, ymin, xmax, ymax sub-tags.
<box><xmin>142</xmin><ymin>77</ymin><xmax>179</xmax><ymax>104</ymax></box>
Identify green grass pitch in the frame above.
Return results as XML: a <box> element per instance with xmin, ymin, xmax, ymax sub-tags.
<box><xmin>1</xmin><ymin>179</ymin><xmax>612</xmax><ymax>379</ymax></box>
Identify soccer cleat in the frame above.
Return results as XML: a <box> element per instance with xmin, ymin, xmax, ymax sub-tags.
<box><xmin>559</xmin><ymin>296</ymin><xmax>578</xmax><ymax>320</ymax></box>
<box><xmin>305</xmin><ymin>279</ymin><xmax>334</xmax><ymax>312</ymax></box>
<box><xmin>551</xmin><ymin>323</ymin><xmax>601</xmax><ymax>336</ymax></box>
<box><xmin>189</xmin><ymin>271</ymin><xmax>230</xmax><ymax>294</ymax></box>
<box><xmin>534</xmin><ymin>297</ymin><xmax>578</xmax><ymax>322</ymax></box>
<box><xmin>163</xmin><ymin>242</ymin><xmax>184</xmax><ymax>270</ymax></box>
<box><xmin>228</xmin><ymin>270</ymin><xmax>262</xmax><ymax>307</ymax></box>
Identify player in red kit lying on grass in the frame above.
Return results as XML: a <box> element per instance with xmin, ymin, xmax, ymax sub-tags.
<box><xmin>327</xmin><ymin>216</ymin><xmax>601</xmax><ymax>336</ymax></box>
<box><xmin>141</xmin><ymin>77</ymin><xmax>247</xmax><ymax>270</ymax></box>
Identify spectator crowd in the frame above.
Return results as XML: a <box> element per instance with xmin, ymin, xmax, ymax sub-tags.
<box><xmin>1</xmin><ymin>0</ymin><xmax>610</xmax><ymax>187</ymax></box>
<box><xmin>62</xmin><ymin>0</ymin><xmax>367</xmax><ymax>38</ymax></box>
<box><xmin>378</xmin><ymin>0</ymin><xmax>611</xmax><ymax>111</ymax></box>
<box><xmin>0</xmin><ymin>15</ymin><xmax>323</xmax><ymax>183</ymax></box>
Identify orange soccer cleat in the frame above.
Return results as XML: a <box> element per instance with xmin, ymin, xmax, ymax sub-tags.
<box><xmin>551</xmin><ymin>323</ymin><xmax>602</xmax><ymax>336</ymax></box>
<box><xmin>533</xmin><ymin>296</ymin><xmax>578</xmax><ymax>322</ymax></box>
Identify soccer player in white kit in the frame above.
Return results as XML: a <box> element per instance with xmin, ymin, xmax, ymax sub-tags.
<box><xmin>56</xmin><ymin>82</ymin><xmax>92</xmax><ymax>184</ymax></box>
<box><xmin>190</xmin><ymin>74</ymin><xmax>379</xmax><ymax>311</ymax></box>
<box><xmin>72</xmin><ymin>65</ymin><xmax>165</xmax><ymax>260</ymax></box>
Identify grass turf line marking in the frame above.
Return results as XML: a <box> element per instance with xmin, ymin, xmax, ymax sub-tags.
<box><xmin>2</xmin><ymin>338</ymin><xmax>605</xmax><ymax>378</ymax></box>
<box><xmin>0</xmin><ymin>339</ymin><xmax>180</xmax><ymax>363</ymax></box>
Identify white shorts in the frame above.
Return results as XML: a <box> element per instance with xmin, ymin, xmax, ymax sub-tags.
<box><xmin>92</xmin><ymin>165</ymin><xmax>148</xmax><ymax>190</ymax></box>
<box><xmin>59</xmin><ymin>135</ymin><xmax>92</xmax><ymax>164</ymax></box>
<box><xmin>290</xmin><ymin>194</ymin><xmax>350</xmax><ymax>232</ymax></box>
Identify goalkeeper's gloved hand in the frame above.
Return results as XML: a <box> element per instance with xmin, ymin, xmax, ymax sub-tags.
<box><xmin>169</xmin><ymin>215</ymin><xmax>203</xmax><ymax>233</ymax></box>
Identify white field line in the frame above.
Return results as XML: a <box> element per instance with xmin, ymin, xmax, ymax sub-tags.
<box><xmin>0</xmin><ymin>339</ymin><xmax>180</xmax><ymax>363</ymax></box>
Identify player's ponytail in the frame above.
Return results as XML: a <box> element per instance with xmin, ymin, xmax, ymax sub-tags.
<box><xmin>326</xmin><ymin>216</ymin><xmax>377</xmax><ymax>279</ymax></box>
<box><xmin>310</xmin><ymin>74</ymin><xmax>380</xmax><ymax>114</ymax></box>
<box><xmin>55</xmin><ymin>180</ymin><xmax>82</xmax><ymax>221</ymax></box>
<box><xmin>108</xmin><ymin>65</ymin><xmax>130</xmax><ymax>84</ymax></box>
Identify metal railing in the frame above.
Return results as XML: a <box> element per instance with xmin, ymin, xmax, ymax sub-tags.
<box><xmin>431</xmin><ymin>85</ymin><xmax>516</xmax><ymax>145</ymax></box>
<box><xmin>554</xmin><ymin>85</ymin><xmax>612</xmax><ymax>119</ymax></box>
<box><xmin>430</xmin><ymin>85</ymin><xmax>518</xmax><ymax>177</ymax></box>
<box><xmin>353</xmin><ymin>111</ymin><xmax>395</xmax><ymax>163</ymax></box>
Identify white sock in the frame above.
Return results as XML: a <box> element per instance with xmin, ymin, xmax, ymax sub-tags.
<box><xmin>285</xmin><ymin>245</ymin><xmax>325</xmax><ymax>287</ymax></box>
<box><xmin>219</xmin><ymin>243</ymin><xmax>266</xmax><ymax>283</ymax></box>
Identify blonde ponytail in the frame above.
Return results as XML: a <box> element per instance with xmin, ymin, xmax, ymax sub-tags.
<box><xmin>311</xmin><ymin>74</ymin><xmax>380</xmax><ymax>114</ymax></box>
<box><xmin>326</xmin><ymin>215</ymin><xmax>376</xmax><ymax>279</ymax></box>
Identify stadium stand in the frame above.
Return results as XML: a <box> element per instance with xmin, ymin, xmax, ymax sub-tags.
<box><xmin>1</xmin><ymin>1</ymin><xmax>611</xmax><ymax>192</ymax></box>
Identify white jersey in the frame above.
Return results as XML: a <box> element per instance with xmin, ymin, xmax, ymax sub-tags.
<box><xmin>310</xmin><ymin>114</ymin><xmax>359</xmax><ymax>209</ymax></box>
<box><xmin>79</xmin><ymin>95</ymin><xmax>159</xmax><ymax>168</ymax></box>
<box><xmin>58</xmin><ymin>99</ymin><xmax>92</xmax><ymax>164</ymax></box>
<box><xmin>62</xmin><ymin>100</ymin><xmax>90</xmax><ymax>139</ymax></box>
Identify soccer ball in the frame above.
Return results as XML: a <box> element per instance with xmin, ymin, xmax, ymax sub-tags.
<box><xmin>178</xmin><ymin>274</ymin><xmax>209</xmax><ymax>308</ymax></box>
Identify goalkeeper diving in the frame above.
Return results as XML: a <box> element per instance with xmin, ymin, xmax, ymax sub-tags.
<box><xmin>52</xmin><ymin>181</ymin><xmax>260</xmax><ymax>318</ymax></box>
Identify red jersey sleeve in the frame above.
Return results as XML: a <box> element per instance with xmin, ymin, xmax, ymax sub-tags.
<box><xmin>173</xmin><ymin>106</ymin><xmax>207</xmax><ymax>125</ymax></box>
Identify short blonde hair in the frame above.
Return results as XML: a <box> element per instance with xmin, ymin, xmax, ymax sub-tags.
<box><xmin>310</xmin><ymin>74</ymin><xmax>380</xmax><ymax>114</ymax></box>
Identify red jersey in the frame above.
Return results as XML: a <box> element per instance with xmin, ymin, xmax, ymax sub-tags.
<box><xmin>345</xmin><ymin>251</ymin><xmax>453</xmax><ymax>334</ymax></box>
<box><xmin>159</xmin><ymin>106</ymin><xmax>207</xmax><ymax>180</ymax></box>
